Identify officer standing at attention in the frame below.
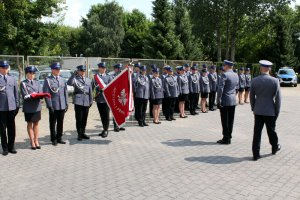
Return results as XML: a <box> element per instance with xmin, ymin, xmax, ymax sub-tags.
<box><xmin>111</xmin><ymin>64</ymin><xmax>126</xmax><ymax>132</ymax></box>
<box><xmin>164</xmin><ymin>66</ymin><xmax>179</xmax><ymax>121</ymax></box>
<box><xmin>161</xmin><ymin>66</ymin><xmax>169</xmax><ymax>117</ymax></box>
<box><xmin>132</xmin><ymin>63</ymin><xmax>141</xmax><ymax>120</ymax></box>
<box><xmin>0</xmin><ymin>60</ymin><xmax>19</xmax><ymax>156</ymax></box>
<box><xmin>92</xmin><ymin>62</ymin><xmax>112</xmax><ymax>138</ymax></box>
<box><xmin>43</xmin><ymin>62</ymin><xmax>68</xmax><ymax>146</ymax></box>
<box><xmin>149</xmin><ymin>67</ymin><xmax>164</xmax><ymax>124</ymax></box>
<box><xmin>208</xmin><ymin>65</ymin><xmax>218</xmax><ymax>111</ymax></box>
<box><xmin>238</xmin><ymin>67</ymin><xmax>246</xmax><ymax>104</ymax></box>
<box><xmin>250</xmin><ymin>60</ymin><xmax>281</xmax><ymax>161</ymax></box>
<box><xmin>188</xmin><ymin>64</ymin><xmax>200</xmax><ymax>115</ymax></box>
<box><xmin>67</xmin><ymin>65</ymin><xmax>93</xmax><ymax>141</ymax></box>
<box><xmin>244</xmin><ymin>68</ymin><xmax>252</xmax><ymax>103</ymax></box>
<box><xmin>21</xmin><ymin>66</ymin><xmax>43</xmax><ymax>150</ymax></box>
<box><xmin>216</xmin><ymin>60</ymin><xmax>239</xmax><ymax>145</ymax></box>
<box><xmin>199</xmin><ymin>68</ymin><xmax>210</xmax><ymax>113</ymax></box>
<box><xmin>177</xmin><ymin>66</ymin><xmax>189</xmax><ymax>118</ymax></box>
<box><xmin>134</xmin><ymin>65</ymin><xmax>150</xmax><ymax>127</ymax></box>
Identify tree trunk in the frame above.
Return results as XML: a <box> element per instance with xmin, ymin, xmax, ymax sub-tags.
<box><xmin>217</xmin><ymin>25</ymin><xmax>222</xmax><ymax>62</ymax></box>
<box><xmin>225</xmin><ymin>1</ymin><xmax>230</xmax><ymax>60</ymax></box>
<box><xmin>230</xmin><ymin>13</ymin><xmax>238</xmax><ymax>62</ymax></box>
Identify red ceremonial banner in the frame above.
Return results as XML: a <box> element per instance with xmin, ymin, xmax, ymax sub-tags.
<box><xmin>103</xmin><ymin>68</ymin><xmax>132</xmax><ymax>127</ymax></box>
<box><xmin>94</xmin><ymin>74</ymin><xmax>107</xmax><ymax>90</ymax></box>
<box><xmin>30</xmin><ymin>93</ymin><xmax>51</xmax><ymax>99</ymax></box>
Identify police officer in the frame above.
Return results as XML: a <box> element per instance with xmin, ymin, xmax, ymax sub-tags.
<box><xmin>0</xmin><ymin>61</ymin><xmax>19</xmax><ymax>155</ymax></box>
<box><xmin>132</xmin><ymin>62</ymin><xmax>141</xmax><ymax>120</ymax></box>
<box><xmin>200</xmin><ymin>68</ymin><xmax>210</xmax><ymax>113</ymax></box>
<box><xmin>149</xmin><ymin>67</ymin><xmax>164</xmax><ymax>124</ymax></box>
<box><xmin>111</xmin><ymin>63</ymin><xmax>126</xmax><ymax>132</ymax></box>
<box><xmin>92</xmin><ymin>62</ymin><xmax>112</xmax><ymax>138</ymax></box>
<box><xmin>21</xmin><ymin>66</ymin><xmax>43</xmax><ymax>149</ymax></box>
<box><xmin>188</xmin><ymin>64</ymin><xmax>200</xmax><ymax>115</ymax></box>
<box><xmin>238</xmin><ymin>67</ymin><xmax>246</xmax><ymax>104</ymax></box>
<box><xmin>164</xmin><ymin>66</ymin><xmax>179</xmax><ymax>121</ymax></box>
<box><xmin>134</xmin><ymin>65</ymin><xmax>150</xmax><ymax>127</ymax></box>
<box><xmin>43</xmin><ymin>62</ymin><xmax>68</xmax><ymax>146</ymax></box>
<box><xmin>67</xmin><ymin>65</ymin><xmax>93</xmax><ymax>141</ymax></box>
<box><xmin>177</xmin><ymin>66</ymin><xmax>189</xmax><ymax>118</ymax></box>
<box><xmin>250</xmin><ymin>60</ymin><xmax>281</xmax><ymax>161</ymax></box>
<box><xmin>216</xmin><ymin>60</ymin><xmax>239</xmax><ymax>145</ymax></box>
<box><xmin>161</xmin><ymin>66</ymin><xmax>169</xmax><ymax>117</ymax></box>
<box><xmin>208</xmin><ymin>65</ymin><xmax>218</xmax><ymax>111</ymax></box>
<box><xmin>184</xmin><ymin>63</ymin><xmax>191</xmax><ymax>111</ymax></box>
<box><xmin>244</xmin><ymin>68</ymin><xmax>252</xmax><ymax>103</ymax></box>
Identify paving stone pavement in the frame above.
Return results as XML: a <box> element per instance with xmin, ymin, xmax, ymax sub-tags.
<box><xmin>0</xmin><ymin>86</ymin><xmax>300</xmax><ymax>200</ymax></box>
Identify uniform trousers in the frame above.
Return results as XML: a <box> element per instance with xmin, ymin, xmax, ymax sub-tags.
<box><xmin>135</xmin><ymin>98</ymin><xmax>148</xmax><ymax>122</ymax></box>
<box><xmin>209</xmin><ymin>91</ymin><xmax>216</xmax><ymax>110</ymax></box>
<box><xmin>0</xmin><ymin>110</ymin><xmax>17</xmax><ymax>151</ymax></box>
<box><xmin>220</xmin><ymin>106</ymin><xmax>236</xmax><ymax>142</ymax></box>
<box><xmin>97</xmin><ymin>103</ymin><xmax>110</xmax><ymax>131</ymax></box>
<box><xmin>189</xmin><ymin>93</ymin><xmax>198</xmax><ymax>114</ymax></box>
<box><xmin>162</xmin><ymin>95</ymin><xmax>167</xmax><ymax>116</ymax></box>
<box><xmin>252</xmin><ymin>115</ymin><xmax>278</xmax><ymax>156</ymax></box>
<box><xmin>49</xmin><ymin>109</ymin><xmax>65</xmax><ymax>142</ymax></box>
<box><xmin>165</xmin><ymin>97</ymin><xmax>176</xmax><ymax>119</ymax></box>
<box><xmin>75</xmin><ymin>104</ymin><xmax>90</xmax><ymax>133</ymax></box>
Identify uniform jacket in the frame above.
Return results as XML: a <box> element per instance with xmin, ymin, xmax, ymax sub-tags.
<box><xmin>245</xmin><ymin>74</ymin><xmax>252</xmax><ymax>88</ymax></box>
<box><xmin>43</xmin><ymin>74</ymin><xmax>68</xmax><ymax>110</ymax></box>
<box><xmin>217</xmin><ymin>70</ymin><xmax>239</xmax><ymax>106</ymax></box>
<box><xmin>238</xmin><ymin>74</ymin><xmax>246</xmax><ymax>89</ymax></box>
<box><xmin>0</xmin><ymin>74</ymin><xmax>19</xmax><ymax>111</ymax></box>
<box><xmin>20</xmin><ymin>79</ymin><xmax>42</xmax><ymax>113</ymax></box>
<box><xmin>164</xmin><ymin>75</ymin><xmax>179</xmax><ymax>98</ymax></box>
<box><xmin>92</xmin><ymin>73</ymin><xmax>112</xmax><ymax>104</ymax></box>
<box><xmin>208</xmin><ymin>72</ymin><xmax>218</xmax><ymax>92</ymax></box>
<box><xmin>150</xmin><ymin>77</ymin><xmax>164</xmax><ymax>100</ymax></box>
<box><xmin>67</xmin><ymin>74</ymin><xmax>93</xmax><ymax>107</ymax></box>
<box><xmin>134</xmin><ymin>74</ymin><xmax>150</xmax><ymax>99</ymax></box>
<box><xmin>177</xmin><ymin>74</ymin><xmax>189</xmax><ymax>95</ymax></box>
<box><xmin>250</xmin><ymin>74</ymin><xmax>281</xmax><ymax>116</ymax></box>
<box><xmin>200</xmin><ymin>75</ymin><xmax>211</xmax><ymax>94</ymax></box>
<box><xmin>188</xmin><ymin>73</ymin><xmax>200</xmax><ymax>94</ymax></box>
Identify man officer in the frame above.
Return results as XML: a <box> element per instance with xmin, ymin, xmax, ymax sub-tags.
<box><xmin>93</xmin><ymin>62</ymin><xmax>112</xmax><ymax>138</ymax></box>
<box><xmin>0</xmin><ymin>60</ymin><xmax>19</xmax><ymax>155</ymax></box>
<box><xmin>43</xmin><ymin>62</ymin><xmax>68</xmax><ymax>146</ymax></box>
<box><xmin>216</xmin><ymin>60</ymin><xmax>239</xmax><ymax>145</ymax></box>
<box><xmin>67</xmin><ymin>65</ymin><xmax>93</xmax><ymax>141</ymax></box>
<box><xmin>250</xmin><ymin>60</ymin><xmax>281</xmax><ymax>161</ymax></box>
<box><xmin>208</xmin><ymin>65</ymin><xmax>218</xmax><ymax>111</ymax></box>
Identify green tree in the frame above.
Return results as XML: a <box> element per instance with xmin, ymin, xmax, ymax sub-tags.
<box><xmin>81</xmin><ymin>1</ymin><xmax>125</xmax><ymax>57</ymax></box>
<box><xmin>0</xmin><ymin>0</ymin><xmax>64</xmax><ymax>56</ymax></box>
<box><xmin>121</xmin><ymin>9</ymin><xmax>151</xmax><ymax>58</ymax></box>
<box><xmin>173</xmin><ymin>0</ymin><xmax>203</xmax><ymax>60</ymax></box>
<box><xmin>144</xmin><ymin>0</ymin><xmax>183</xmax><ymax>59</ymax></box>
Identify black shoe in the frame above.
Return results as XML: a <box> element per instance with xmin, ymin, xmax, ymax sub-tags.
<box><xmin>194</xmin><ymin>112</ymin><xmax>199</xmax><ymax>115</ymax></box>
<box><xmin>8</xmin><ymin>149</ymin><xmax>17</xmax><ymax>154</ymax></box>
<box><xmin>119</xmin><ymin>127</ymin><xmax>125</xmax><ymax>131</ymax></box>
<box><xmin>209</xmin><ymin>108</ymin><xmax>216</xmax><ymax>111</ymax></box>
<box><xmin>99</xmin><ymin>130</ymin><xmax>105</xmax><ymax>137</ymax></box>
<box><xmin>36</xmin><ymin>146</ymin><xmax>41</xmax><ymax>149</ymax></box>
<box><xmin>82</xmin><ymin>134</ymin><xmax>90</xmax><ymax>140</ymax></box>
<box><xmin>253</xmin><ymin>155</ymin><xmax>261</xmax><ymax>161</ymax></box>
<box><xmin>114</xmin><ymin>127</ymin><xmax>120</xmax><ymax>132</ymax></box>
<box><xmin>77</xmin><ymin>136</ymin><xmax>82</xmax><ymax>141</ymax></box>
<box><xmin>2</xmin><ymin>151</ymin><xmax>8</xmax><ymax>156</ymax></box>
<box><xmin>31</xmin><ymin>147</ymin><xmax>36</xmax><ymax>150</ymax></box>
<box><xmin>57</xmin><ymin>140</ymin><xmax>66</xmax><ymax>144</ymax></box>
<box><xmin>138</xmin><ymin>121</ymin><xmax>144</xmax><ymax>127</ymax></box>
<box><xmin>217</xmin><ymin>139</ymin><xmax>231</xmax><ymax>145</ymax></box>
<box><xmin>143</xmin><ymin>121</ymin><xmax>149</xmax><ymax>126</ymax></box>
<box><xmin>272</xmin><ymin>144</ymin><xmax>281</xmax><ymax>155</ymax></box>
<box><xmin>101</xmin><ymin>131</ymin><xmax>108</xmax><ymax>138</ymax></box>
<box><xmin>52</xmin><ymin>140</ymin><xmax>57</xmax><ymax>146</ymax></box>
<box><xmin>171</xmin><ymin>117</ymin><xmax>176</xmax><ymax>120</ymax></box>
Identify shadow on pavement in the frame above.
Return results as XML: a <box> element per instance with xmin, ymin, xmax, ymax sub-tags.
<box><xmin>185</xmin><ymin>156</ymin><xmax>252</xmax><ymax>164</ymax></box>
<box><xmin>162</xmin><ymin>139</ymin><xmax>217</xmax><ymax>147</ymax></box>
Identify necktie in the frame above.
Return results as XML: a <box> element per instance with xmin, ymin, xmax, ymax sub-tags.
<box><xmin>4</xmin><ymin>75</ymin><xmax>7</xmax><ymax>83</ymax></box>
<box><xmin>31</xmin><ymin>80</ymin><xmax>33</xmax><ymax>85</ymax></box>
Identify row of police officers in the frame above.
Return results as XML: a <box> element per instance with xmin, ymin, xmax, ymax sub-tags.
<box><xmin>0</xmin><ymin>60</ymin><xmax>281</xmax><ymax>161</ymax></box>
